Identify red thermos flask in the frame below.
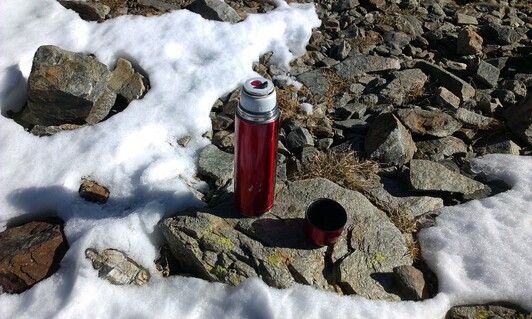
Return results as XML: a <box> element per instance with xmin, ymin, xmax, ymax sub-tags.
<box><xmin>234</xmin><ymin>77</ymin><xmax>280</xmax><ymax>217</ymax></box>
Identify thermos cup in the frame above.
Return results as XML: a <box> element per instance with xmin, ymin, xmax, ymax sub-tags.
<box><xmin>234</xmin><ymin>77</ymin><xmax>280</xmax><ymax>217</ymax></box>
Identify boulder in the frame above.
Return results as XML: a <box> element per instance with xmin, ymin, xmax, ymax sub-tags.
<box><xmin>456</xmin><ymin>28</ymin><xmax>483</xmax><ymax>56</ymax></box>
<box><xmin>473</xmin><ymin>60</ymin><xmax>500</xmax><ymax>88</ymax></box>
<box><xmin>503</xmin><ymin>93</ymin><xmax>532</xmax><ymax>146</ymax></box>
<box><xmin>58</xmin><ymin>0</ymin><xmax>110</xmax><ymax>21</ymax></box>
<box><xmin>85</xmin><ymin>248</ymin><xmax>150</xmax><ymax>285</ymax></box>
<box><xmin>378</xmin><ymin>69</ymin><xmax>428</xmax><ymax>105</ymax></box>
<box><xmin>409</xmin><ymin>159</ymin><xmax>486</xmax><ymax>195</ymax></box>
<box><xmin>23</xmin><ymin>45</ymin><xmax>115</xmax><ymax>126</ymax></box>
<box><xmin>481</xmin><ymin>22</ymin><xmax>522</xmax><ymax>45</ymax></box>
<box><xmin>0</xmin><ymin>220</ymin><xmax>68</xmax><ymax>293</ymax></box>
<box><xmin>396</xmin><ymin>108</ymin><xmax>462</xmax><ymax>137</ymax></box>
<box><xmin>365</xmin><ymin>113</ymin><xmax>417</xmax><ymax>166</ymax></box>
<box><xmin>186</xmin><ymin>0</ymin><xmax>242</xmax><ymax>23</ymax></box>
<box><xmin>160</xmin><ymin>178</ymin><xmax>412</xmax><ymax>300</ymax></box>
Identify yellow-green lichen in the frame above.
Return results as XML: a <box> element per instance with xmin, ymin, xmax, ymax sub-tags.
<box><xmin>201</xmin><ymin>227</ymin><xmax>234</xmax><ymax>250</ymax></box>
<box><xmin>368</xmin><ymin>252</ymin><xmax>386</xmax><ymax>270</ymax></box>
<box><xmin>210</xmin><ymin>265</ymin><xmax>229</xmax><ymax>279</ymax></box>
<box><xmin>268</xmin><ymin>254</ymin><xmax>282</xmax><ymax>268</ymax></box>
<box><xmin>477</xmin><ymin>309</ymin><xmax>494</xmax><ymax>319</ymax></box>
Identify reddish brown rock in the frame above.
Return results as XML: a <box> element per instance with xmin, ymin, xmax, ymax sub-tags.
<box><xmin>79</xmin><ymin>180</ymin><xmax>110</xmax><ymax>204</ymax></box>
<box><xmin>0</xmin><ymin>221</ymin><xmax>68</xmax><ymax>293</ymax></box>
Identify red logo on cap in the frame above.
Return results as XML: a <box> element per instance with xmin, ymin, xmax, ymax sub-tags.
<box><xmin>251</xmin><ymin>80</ymin><xmax>263</xmax><ymax>87</ymax></box>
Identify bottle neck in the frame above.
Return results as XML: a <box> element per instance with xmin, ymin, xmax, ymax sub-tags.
<box><xmin>237</xmin><ymin>104</ymin><xmax>280</xmax><ymax>124</ymax></box>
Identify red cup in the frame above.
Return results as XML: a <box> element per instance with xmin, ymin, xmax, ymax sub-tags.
<box><xmin>305</xmin><ymin>198</ymin><xmax>347</xmax><ymax>246</ymax></box>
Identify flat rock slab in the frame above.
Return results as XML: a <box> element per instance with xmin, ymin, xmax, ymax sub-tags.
<box><xmin>85</xmin><ymin>248</ymin><xmax>150</xmax><ymax>286</ymax></box>
<box><xmin>333</xmin><ymin>54</ymin><xmax>401</xmax><ymax>80</ymax></box>
<box><xmin>160</xmin><ymin>178</ymin><xmax>412</xmax><ymax>300</ymax></box>
<box><xmin>0</xmin><ymin>220</ymin><xmax>68</xmax><ymax>293</ymax></box>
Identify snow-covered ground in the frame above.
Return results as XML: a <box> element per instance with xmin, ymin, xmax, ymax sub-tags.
<box><xmin>1</xmin><ymin>0</ymin><xmax>531</xmax><ymax>318</ymax></box>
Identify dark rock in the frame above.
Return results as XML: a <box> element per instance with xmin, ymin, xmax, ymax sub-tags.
<box><xmin>379</xmin><ymin>69</ymin><xmax>428</xmax><ymax>105</ymax></box>
<box><xmin>481</xmin><ymin>22</ymin><xmax>522</xmax><ymax>45</ymax></box>
<box><xmin>286</xmin><ymin>127</ymin><xmax>314</xmax><ymax>151</ymax></box>
<box><xmin>0</xmin><ymin>220</ymin><xmax>68</xmax><ymax>293</ymax></box>
<box><xmin>334</xmin><ymin>118</ymin><xmax>370</xmax><ymax>132</ymax></box>
<box><xmin>409</xmin><ymin>60</ymin><xmax>475</xmax><ymax>102</ymax></box>
<box><xmin>197</xmin><ymin>144</ymin><xmax>233</xmax><ymax>187</ymax></box>
<box><xmin>383</xmin><ymin>31</ymin><xmax>412</xmax><ymax>51</ymax></box>
<box><xmin>186</xmin><ymin>0</ymin><xmax>242</xmax><ymax>23</ymax></box>
<box><xmin>23</xmin><ymin>45</ymin><xmax>115</xmax><ymax>126</ymax></box>
<box><xmin>59</xmin><ymin>1</ymin><xmax>110</xmax><ymax>21</ymax></box>
<box><xmin>393</xmin><ymin>265</ymin><xmax>427</xmax><ymax>301</ymax></box>
<box><xmin>333</xmin><ymin>54</ymin><xmax>401</xmax><ymax>80</ymax></box>
<box><xmin>473</xmin><ymin>60</ymin><xmax>500</xmax><ymax>88</ymax></box>
<box><xmin>79</xmin><ymin>179</ymin><xmax>110</xmax><ymax>204</ymax></box>
<box><xmin>503</xmin><ymin>94</ymin><xmax>532</xmax><ymax>146</ymax></box>
<box><xmin>333</xmin><ymin>0</ymin><xmax>359</xmax><ymax>11</ymax></box>
<box><xmin>409</xmin><ymin>159</ymin><xmax>486</xmax><ymax>195</ymax></box>
<box><xmin>446</xmin><ymin>304</ymin><xmax>532</xmax><ymax>319</ymax></box>
<box><xmin>365</xmin><ymin>113</ymin><xmax>417</xmax><ymax>166</ymax></box>
<box><xmin>334</xmin><ymin>102</ymin><xmax>367</xmax><ymax>120</ymax></box>
<box><xmin>479</xmin><ymin>139</ymin><xmax>521</xmax><ymax>155</ymax></box>
<box><xmin>434</xmin><ymin>87</ymin><xmax>461</xmax><ymax>109</ymax></box>
<box><xmin>456</xmin><ymin>27</ymin><xmax>483</xmax><ymax>55</ymax></box>
<box><xmin>416</xmin><ymin>136</ymin><xmax>468</xmax><ymax>161</ymax></box>
<box><xmin>85</xmin><ymin>248</ymin><xmax>150</xmax><ymax>285</ymax></box>
<box><xmin>329</xmin><ymin>40</ymin><xmax>352</xmax><ymax>60</ymax></box>
<box><xmin>396</xmin><ymin>108</ymin><xmax>462</xmax><ymax>137</ymax></box>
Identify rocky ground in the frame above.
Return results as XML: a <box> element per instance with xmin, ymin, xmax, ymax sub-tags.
<box><xmin>1</xmin><ymin>0</ymin><xmax>531</xmax><ymax>318</ymax></box>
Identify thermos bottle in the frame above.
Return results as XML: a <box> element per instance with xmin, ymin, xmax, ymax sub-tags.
<box><xmin>234</xmin><ymin>77</ymin><xmax>280</xmax><ymax>217</ymax></box>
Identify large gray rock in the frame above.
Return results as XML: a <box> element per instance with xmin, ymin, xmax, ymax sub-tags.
<box><xmin>333</xmin><ymin>54</ymin><xmax>401</xmax><ymax>80</ymax></box>
<box><xmin>365</xmin><ymin>113</ymin><xmax>417</xmax><ymax>166</ymax></box>
<box><xmin>197</xmin><ymin>144</ymin><xmax>234</xmax><ymax>186</ymax></box>
<box><xmin>0</xmin><ymin>220</ymin><xmax>68</xmax><ymax>294</ymax></box>
<box><xmin>409</xmin><ymin>60</ymin><xmax>475</xmax><ymax>102</ymax></box>
<box><xmin>23</xmin><ymin>45</ymin><xmax>115</xmax><ymax>126</ymax></box>
<box><xmin>186</xmin><ymin>0</ymin><xmax>242</xmax><ymax>23</ymax></box>
<box><xmin>396</xmin><ymin>108</ymin><xmax>462</xmax><ymax>138</ymax></box>
<box><xmin>160</xmin><ymin>178</ymin><xmax>412</xmax><ymax>300</ymax></box>
<box><xmin>85</xmin><ymin>248</ymin><xmax>150</xmax><ymax>286</ymax></box>
<box><xmin>409</xmin><ymin>160</ymin><xmax>486</xmax><ymax>195</ymax></box>
<box><xmin>379</xmin><ymin>69</ymin><xmax>428</xmax><ymax>105</ymax></box>
<box><xmin>504</xmin><ymin>93</ymin><xmax>532</xmax><ymax>146</ymax></box>
<box><xmin>473</xmin><ymin>60</ymin><xmax>500</xmax><ymax>88</ymax></box>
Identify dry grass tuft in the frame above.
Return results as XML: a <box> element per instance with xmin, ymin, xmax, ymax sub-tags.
<box><xmin>406</xmin><ymin>238</ymin><xmax>421</xmax><ymax>261</ymax></box>
<box><xmin>323</xmin><ymin>69</ymin><xmax>352</xmax><ymax>109</ymax></box>
<box><xmin>293</xmin><ymin>151</ymin><xmax>380</xmax><ymax>192</ymax></box>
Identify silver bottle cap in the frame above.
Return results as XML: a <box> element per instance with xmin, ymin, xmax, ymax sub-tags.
<box><xmin>238</xmin><ymin>77</ymin><xmax>279</xmax><ymax>124</ymax></box>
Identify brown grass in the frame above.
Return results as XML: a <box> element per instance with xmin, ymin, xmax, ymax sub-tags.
<box><xmin>406</xmin><ymin>238</ymin><xmax>421</xmax><ymax>261</ymax></box>
<box><xmin>292</xmin><ymin>151</ymin><xmax>380</xmax><ymax>192</ymax></box>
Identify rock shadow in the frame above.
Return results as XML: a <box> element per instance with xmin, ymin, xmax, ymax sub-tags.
<box><xmin>239</xmin><ymin>218</ymin><xmax>317</xmax><ymax>250</ymax></box>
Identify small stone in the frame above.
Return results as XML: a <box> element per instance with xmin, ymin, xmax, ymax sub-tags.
<box><xmin>197</xmin><ymin>144</ymin><xmax>234</xmax><ymax>187</ymax></box>
<box><xmin>333</xmin><ymin>54</ymin><xmax>401</xmax><ymax>80</ymax></box>
<box><xmin>334</xmin><ymin>118</ymin><xmax>370</xmax><ymax>132</ymax></box>
<box><xmin>455</xmin><ymin>13</ymin><xmax>478</xmax><ymax>25</ymax></box>
<box><xmin>177</xmin><ymin>135</ymin><xmax>192</xmax><ymax>147</ymax></box>
<box><xmin>379</xmin><ymin>69</ymin><xmax>428</xmax><ymax>105</ymax></box>
<box><xmin>300</xmin><ymin>146</ymin><xmax>320</xmax><ymax>166</ymax></box>
<box><xmin>504</xmin><ymin>94</ymin><xmax>532</xmax><ymax>146</ymax></box>
<box><xmin>329</xmin><ymin>40</ymin><xmax>352</xmax><ymax>61</ymax></box>
<box><xmin>397</xmin><ymin>196</ymin><xmax>444</xmax><ymax>218</ymax></box>
<box><xmin>483</xmin><ymin>140</ymin><xmax>521</xmax><ymax>155</ymax></box>
<box><xmin>186</xmin><ymin>0</ymin><xmax>242</xmax><ymax>23</ymax></box>
<box><xmin>393</xmin><ymin>265</ymin><xmax>426</xmax><ymax>301</ymax></box>
<box><xmin>434</xmin><ymin>87</ymin><xmax>461</xmax><ymax>109</ymax></box>
<box><xmin>334</xmin><ymin>102</ymin><xmax>367</xmax><ymax>120</ymax></box>
<box><xmin>79</xmin><ymin>180</ymin><xmax>110</xmax><ymax>204</ymax></box>
<box><xmin>0</xmin><ymin>220</ymin><xmax>68</xmax><ymax>294</ymax></box>
<box><xmin>212</xmin><ymin>131</ymin><xmax>234</xmax><ymax>151</ymax></box>
<box><xmin>316</xmin><ymin>138</ymin><xmax>334</xmax><ymax>151</ymax></box>
<box><xmin>210</xmin><ymin>113</ymin><xmax>234</xmax><ymax>131</ymax></box>
<box><xmin>474</xmin><ymin>60</ymin><xmax>500</xmax><ymax>88</ymax></box>
<box><xmin>333</xmin><ymin>0</ymin><xmax>359</xmax><ymax>11</ymax></box>
<box><xmin>410</xmin><ymin>159</ymin><xmax>486</xmax><ymax>195</ymax></box>
<box><xmin>396</xmin><ymin>108</ymin><xmax>462</xmax><ymax>137</ymax></box>
<box><xmin>85</xmin><ymin>248</ymin><xmax>150</xmax><ymax>285</ymax></box>
<box><xmin>456</xmin><ymin>28</ymin><xmax>483</xmax><ymax>56</ymax></box>
<box><xmin>286</xmin><ymin>127</ymin><xmax>314</xmax><ymax>151</ymax></box>
<box><xmin>416</xmin><ymin>136</ymin><xmax>468</xmax><ymax>161</ymax></box>
<box><xmin>365</xmin><ymin>113</ymin><xmax>417</xmax><ymax>166</ymax></box>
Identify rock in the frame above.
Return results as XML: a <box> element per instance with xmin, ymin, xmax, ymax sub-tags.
<box><xmin>481</xmin><ymin>22</ymin><xmax>522</xmax><ymax>45</ymax></box>
<box><xmin>30</xmin><ymin>123</ymin><xmax>85</xmax><ymax>137</ymax></box>
<box><xmin>481</xmin><ymin>140</ymin><xmax>521</xmax><ymax>155</ymax></box>
<box><xmin>383</xmin><ymin>31</ymin><xmax>412</xmax><ymax>51</ymax></box>
<box><xmin>393</xmin><ymin>265</ymin><xmax>427</xmax><ymax>301</ymax></box>
<box><xmin>58</xmin><ymin>0</ymin><xmax>110</xmax><ymax>21</ymax></box>
<box><xmin>0</xmin><ymin>220</ymin><xmax>68</xmax><ymax>293</ymax></box>
<box><xmin>365</xmin><ymin>113</ymin><xmax>417</xmax><ymax>166</ymax></box>
<box><xmin>177</xmin><ymin>135</ymin><xmax>192</xmax><ymax>147</ymax></box>
<box><xmin>396</xmin><ymin>108</ymin><xmax>462</xmax><ymax>138</ymax></box>
<box><xmin>503</xmin><ymin>93</ymin><xmax>532</xmax><ymax>146</ymax></box>
<box><xmin>300</xmin><ymin>146</ymin><xmax>320</xmax><ymax>166</ymax></box>
<box><xmin>446</xmin><ymin>304</ymin><xmax>532</xmax><ymax>319</ymax></box>
<box><xmin>212</xmin><ymin>130</ymin><xmax>234</xmax><ymax>151</ymax></box>
<box><xmin>297</xmin><ymin>69</ymin><xmax>330</xmax><ymax>103</ymax></box>
<box><xmin>409</xmin><ymin>159</ymin><xmax>486</xmax><ymax>195</ymax></box>
<box><xmin>197</xmin><ymin>144</ymin><xmax>234</xmax><ymax>187</ymax></box>
<box><xmin>415</xmin><ymin>136</ymin><xmax>468</xmax><ymax>161</ymax></box>
<box><xmin>473</xmin><ymin>60</ymin><xmax>500</xmax><ymax>88</ymax></box>
<box><xmin>160</xmin><ymin>178</ymin><xmax>412</xmax><ymax>300</ymax></box>
<box><xmin>334</xmin><ymin>103</ymin><xmax>367</xmax><ymax>120</ymax></box>
<box><xmin>79</xmin><ymin>179</ymin><xmax>110</xmax><ymax>204</ymax></box>
<box><xmin>85</xmin><ymin>248</ymin><xmax>150</xmax><ymax>285</ymax></box>
<box><xmin>455</xmin><ymin>13</ymin><xmax>478</xmax><ymax>25</ymax></box>
<box><xmin>396</xmin><ymin>196</ymin><xmax>444</xmax><ymax>218</ymax></box>
<box><xmin>333</xmin><ymin>54</ymin><xmax>401</xmax><ymax>80</ymax></box>
<box><xmin>329</xmin><ymin>40</ymin><xmax>352</xmax><ymax>60</ymax></box>
<box><xmin>333</xmin><ymin>0</ymin><xmax>359</xmax><ymax>11</ymax></box>
<box><xmin>409</xmin><ymin>60</ymin><xmax>475</xmax><ymax>102</ymax></box>
<box><xmin>23</xmin><ymin>45</ymin><xmax>115</xmax><ymax>126</ymax></box>
<box><xmin>379</xmin><ymin>69</ymin><xmax>428</xmax><ymax>105</ymax></box>
<box><xmin>455</xmin><ymin>108</ymin><xmax>498</xmax><ymax>130</ymax></box>
<box><xmin>285</xmin><ymin>127</ymin><xmax>314</xmax><ymax>151</ymax></box>
<box><xmin>108</xmin><ymin>58</ymin><xmax>149</xmax><ymax>103</ymax></box>
<box><xmin>434</xmin><ymin>87</ymin><xmax>461</xmax><ymax>109</ymax></box>
<box><xmin>333</xmin><ymin>118</ymin><xmax>370</xmax><ymax>132</ymax></box>
<box><xmin>210</xmin><ymin>113</ymin><xmax>234</xmax><ymax>131</ymax></box>
<box><xmin>186</xmin><ymin>0</ymin><xmax>242</xmax><ymax>23</ymax></box>
<box><xmin>456</xmin><ymin>28</ymin><xmax>483</xmax><ymax>55</ymax></box>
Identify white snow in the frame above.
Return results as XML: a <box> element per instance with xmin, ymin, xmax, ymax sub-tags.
<box><xmin>0</xmin><ymin>0</ymin><xmax>531</xmax><ymax>318</ymax></box>
<box><xmin>301</xmin><ymin>102</ymin><xmax>314</xmax><ymax>115</ymax></box>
